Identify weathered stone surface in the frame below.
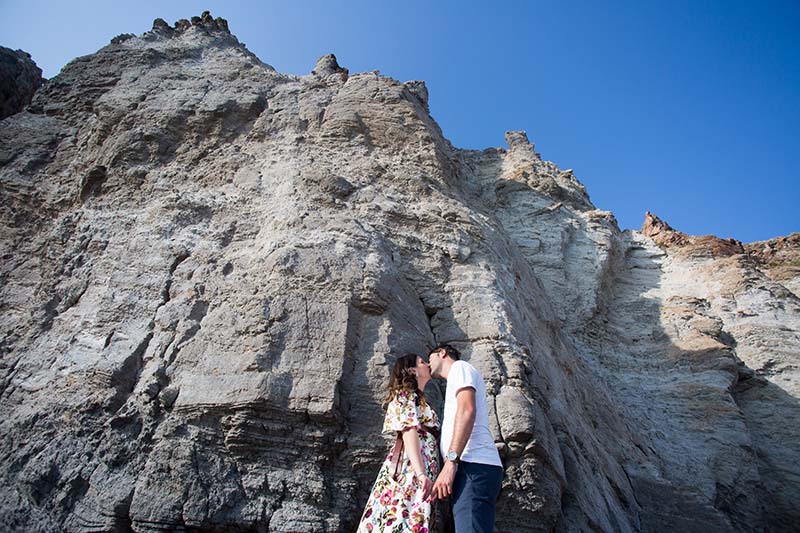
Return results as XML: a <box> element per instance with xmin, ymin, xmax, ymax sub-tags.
<box><xmin>0</xmin><ymin>46</ymin><xmax>44</xmax><ymax>120</ymax></box>
<box><xmin>1</xmin><ymin>11</ymin><xmax>798</xmax><ymax>533</ymax></box>
<box><xmin>744</xmin><ymin>232</ymin><xmax>800</xmax><ymax>297</ymax></box>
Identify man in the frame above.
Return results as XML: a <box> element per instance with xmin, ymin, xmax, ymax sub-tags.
<box><xmin>428</xmin><ymin>344</ymin><xmax>504</xmax><ymax>533</ymax></box>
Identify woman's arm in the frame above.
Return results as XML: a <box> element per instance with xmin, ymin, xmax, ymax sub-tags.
<box><xmin>401</xmin><ymin>427</ymin><xmax>426</xmax><ymax>476</ymax></box>
<box><xmin>401</xmin><ymin>428</ymin><xmax>434</xmax><ymax>499</ymax></box>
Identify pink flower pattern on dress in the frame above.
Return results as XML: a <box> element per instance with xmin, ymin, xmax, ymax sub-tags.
<box><xmin>357</xmin><ymin>390</ymin><xmax>440</xmax><ymax>532</ymax></box>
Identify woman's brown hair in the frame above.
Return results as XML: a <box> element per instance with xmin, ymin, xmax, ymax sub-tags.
<box><xmin>384</xmin><ymin>353</ymin><xmax>427</xmax><ymax>408</ymax></box>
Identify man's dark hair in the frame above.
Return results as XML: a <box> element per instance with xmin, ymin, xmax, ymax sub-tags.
<box><xmin>435</xmin><ymin>343</ymin><xmax>460</xmax><ymax>361</ymax></box>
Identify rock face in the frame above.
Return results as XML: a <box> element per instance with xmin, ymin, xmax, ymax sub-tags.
<box><xmin>1</xmin><ymin>12</ymin><xmax>798</xmax><ymax>532</ymax></box>
<box><xmin>744</xmin><ymin>232</ymin><xmax>800</xmax><ymax>298</ymax></box>
<box><xmin>0</xmin><ymin>46</ymin><xmax>44</xmax><ymax>120</ymax></box>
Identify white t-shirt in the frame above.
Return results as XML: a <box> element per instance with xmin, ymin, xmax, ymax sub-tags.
<box><xmin>440</xmin><ymin>360</ymin><xmax>502</xmax><ymax>467</ymax></box>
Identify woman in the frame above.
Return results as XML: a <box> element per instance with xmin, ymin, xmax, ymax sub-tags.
<box><xmin>357</xmin><ymin>353</ymin><xmax>440</xmax><ymax>532</ymax></box>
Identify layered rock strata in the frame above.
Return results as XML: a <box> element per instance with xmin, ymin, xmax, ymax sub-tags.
<box><xmin>1</xmin><ymin>12</ymin><xmax>798</xmax><ymax>533</ymax></box>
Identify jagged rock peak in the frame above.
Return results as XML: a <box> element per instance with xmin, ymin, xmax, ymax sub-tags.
<box><xmin>403</xmin><ymin>80</ymin><xmax>429</xmax><ymax>111</ymax></box>
<box><xmin>642</xmin><ymin>211</ymin><xmax>744</xmax><ymax>257</ymax></box>
<box><xmin>0</xmin><ymin>46</ymin><xmax>44</xmax><ymax>119</ymax></box>
<box><xmin>153</xmin><ymin>10</ymin><xmax>230</xmax><ymax>35</ymax></box>
<box><xmin>497</xmin><ymin>129</ymin><xmax>595</xmax><ymax>211</ymax></box>
<box><xmin>108</xmin><ymin>12</ymin><xmax>233</xmax><ymax>46</ymax></box>
<box><xmin>642</xmin><ymin>211</ymin><xmax>688</xmax><ymax>245</ymax></box>
<box><xmin>504</xmin><ymin>130</ymin><xmax>540</xmax><ymax>158</ymax></box>
<box><xmin>311</xmin><ymin>53</ymin><xmax>348</xmax><ymax>80</ymax></box>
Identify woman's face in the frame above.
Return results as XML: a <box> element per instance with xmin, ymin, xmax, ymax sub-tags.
<box><xmin>415</xmin><ymin>356</ymin><xmax>431</xmax><ymax>381</ymax></box>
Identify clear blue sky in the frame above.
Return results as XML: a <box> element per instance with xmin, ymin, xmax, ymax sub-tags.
<box><xmin>2</xmin><ymin>0</ymin><xmax>798</xmax><ymax>242</ymax></box>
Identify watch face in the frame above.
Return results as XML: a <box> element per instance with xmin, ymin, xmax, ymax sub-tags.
<box><xmin>447</xmin><ymin>451</ymin><xmax>458</xmax><ymax>461</ymax></box>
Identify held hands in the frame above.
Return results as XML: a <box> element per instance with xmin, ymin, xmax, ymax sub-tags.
<box><xmin>429</xmin><ymin>460</ymin><xmax>457</xmax><ymax>502</ymax></box>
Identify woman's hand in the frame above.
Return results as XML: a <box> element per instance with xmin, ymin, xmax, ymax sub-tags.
<box><xmin>416</xmin><ymin>473</ymin><xmax>434</xmax><ymax>501</ymax></box>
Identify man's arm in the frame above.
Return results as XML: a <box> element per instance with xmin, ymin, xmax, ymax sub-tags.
<box><xmin>431</xmin><ymin>386</ymin><xmax>476</xmax><ymax>501</ymax></box>
<box><xmin>449</xmin><ymin>387</ymin><xmax>477</xmax><ymax>456</ymax></box>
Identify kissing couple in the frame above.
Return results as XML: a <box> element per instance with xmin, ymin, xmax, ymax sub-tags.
<box><xmin>357</xmin><ymin>344</ymin><xmax>504</xmax><ymax>533</ymax></box>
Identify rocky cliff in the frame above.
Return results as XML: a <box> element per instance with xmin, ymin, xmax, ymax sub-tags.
<box><xmin>0</xmin><ymin>46</ymin><xmax>43</xmax><ymax>120</ymax></box>
<box><xmin>1</xmin><ymin>12</ymin><xmax>798</xmax><ymax>532</ymax></box>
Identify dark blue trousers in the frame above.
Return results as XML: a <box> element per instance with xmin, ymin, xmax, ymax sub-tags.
<box><xmin>452</xmin><ymin>461</ymin><xmax>504</xmax><ymax>533</ymax></box>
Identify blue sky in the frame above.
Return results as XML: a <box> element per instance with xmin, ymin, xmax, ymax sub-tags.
<box><xmin>2</xmin><ymin>0</ymin><xmax>798</xmax><ymax>242</ymax></box>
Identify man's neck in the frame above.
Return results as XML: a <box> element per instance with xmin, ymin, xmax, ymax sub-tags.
<box><xmin>440</xmin><ymin>359</ymin><xmax>455</xmax><ymax>380</ymax></box>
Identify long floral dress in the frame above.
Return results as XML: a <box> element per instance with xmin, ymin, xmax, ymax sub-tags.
<box><xmin>357</xmin><ymin>389</ymin><xmax>440</xmax><ymax>532</ymax></box>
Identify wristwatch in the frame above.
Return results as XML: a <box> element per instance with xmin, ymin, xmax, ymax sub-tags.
<box><xmin>446</xmin><ymin>450</ymin><xmax>460</xmax><ymax>463</ymax></box>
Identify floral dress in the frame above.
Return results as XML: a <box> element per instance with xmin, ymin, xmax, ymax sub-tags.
<box><xmin>357</xmin><ymin>390</ymin><xmax>440</xmax><ymax>532</ymax></box>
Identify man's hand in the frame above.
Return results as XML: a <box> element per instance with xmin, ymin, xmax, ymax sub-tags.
<box><xmin>430</xmin><ymin>460</ymin><xmax>457</xmax><ymax>501</ymax></box>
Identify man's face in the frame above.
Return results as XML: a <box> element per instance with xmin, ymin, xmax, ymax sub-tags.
<box><xmin>428</xmin><ymin>348</ymin><xmax>444</xmax><ymax>378</ymax></box>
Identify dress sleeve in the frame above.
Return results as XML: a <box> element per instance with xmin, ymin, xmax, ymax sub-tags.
<box><xmin>382</xmin><ymin>390</ymin><xmax>422</xmax><ymax>434</ymax></box>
